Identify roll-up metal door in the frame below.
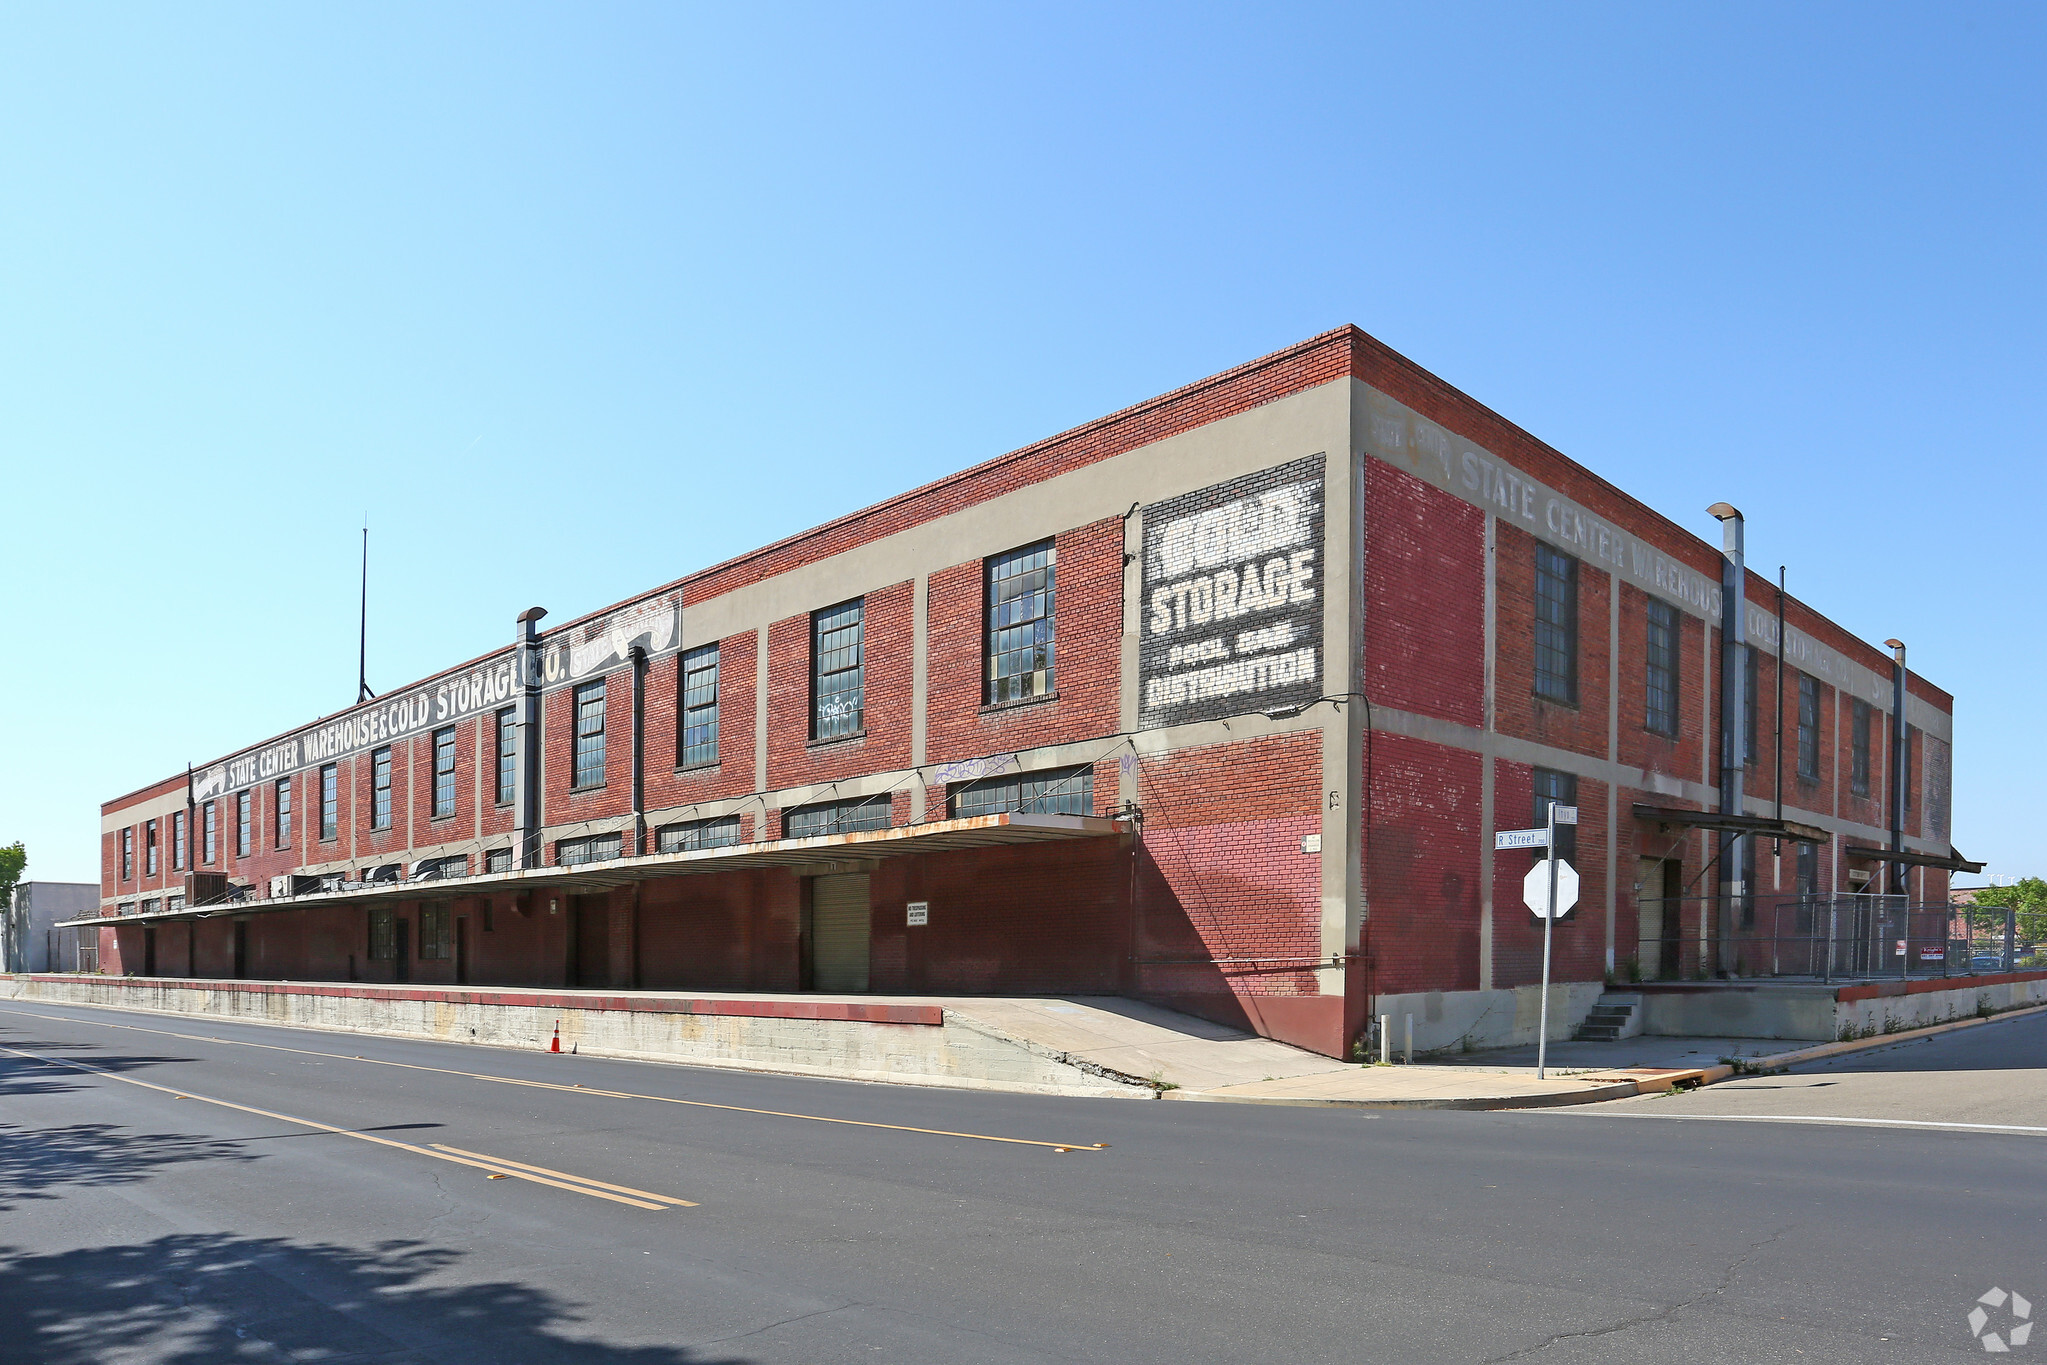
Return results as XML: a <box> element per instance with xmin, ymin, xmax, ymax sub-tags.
<box><xmin>810</xmin><ymin>873</ymin><xmax>870</xmax><ymax>993</ymax></box>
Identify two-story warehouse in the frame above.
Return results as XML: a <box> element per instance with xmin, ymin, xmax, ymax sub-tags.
<box><xmin>90</xmin><ymin>326</ymin><xmax>1967</xmax><ymax>1057</ymax></box>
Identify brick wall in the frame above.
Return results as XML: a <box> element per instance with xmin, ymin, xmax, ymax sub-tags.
<box><xmin>1366</xmin><ymin>732</ymin><xmax>1482</xmax><ymax>995</ymax></box>
<box><xmin>1364</xmin><ymin>460</ymin><xmax>1483</xmax><ymax>725</ymax></box>
<box><xmin>924</xmin><ymin>519</ymin><xmax>1123</xmax><ymax>767</ymax></box>
<box><xmin>765</xmin><ymin>580</ymin><xmax>914</xmax><ymax>793</ymax></box>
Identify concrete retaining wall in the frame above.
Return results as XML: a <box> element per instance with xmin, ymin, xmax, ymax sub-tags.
<box><xmin>2</xmin><ymin>975</ymin><xmax>1146</xmax><ymax>1096</ymax></box>
<box><xmin>1373</xmin><ymin>982</ymin><xmax>1606</xmax><ymax>1056</ymax></box>
<box><xmin>1635</xmin><ymin>971</ymin><xmax>2047</xmax><ymax>1041</ymax></box>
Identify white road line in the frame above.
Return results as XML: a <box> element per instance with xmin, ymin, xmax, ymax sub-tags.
<box><xmin>1548</xmin><ymin>1112</ymin><xmax>2047</xmax><ymax>1136</ymax></box>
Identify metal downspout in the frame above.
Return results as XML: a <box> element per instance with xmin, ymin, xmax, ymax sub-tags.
<box><xmin>1708</xmin><ymin>504</ymin><xmax>1746</xmax><ymax>975</ymax></box>
<box><xmin>513</xmin><ymin>607</ymin><xmax>547</xmax><ymax>869</ymax></box>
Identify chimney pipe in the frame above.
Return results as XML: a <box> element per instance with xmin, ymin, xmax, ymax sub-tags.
<box><xmin>513</xmin><ymin>608</ymin><xmax>548</xmax><ymax>869</ymax></box>
<box><xmin>1708</xmin><ymin>504</ymin><xmax>1746</xmax><ymax>975</ymax></box>
<box><xmin>1885</xmin><ymin>638</ymin><xmax>1908</xmax><ymax>897</ymax></box>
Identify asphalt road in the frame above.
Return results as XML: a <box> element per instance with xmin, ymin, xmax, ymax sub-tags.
<box><xmin>1</xmin><ymin>999</ymin><xmax>2040</xmax><ymax>1364</ymax></box>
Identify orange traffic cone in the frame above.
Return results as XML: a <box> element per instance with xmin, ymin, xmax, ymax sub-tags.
<box><xmin>549</xmin><ymin>1022</ymin><xmax>561</xmax><ymax>1053</ymax></box>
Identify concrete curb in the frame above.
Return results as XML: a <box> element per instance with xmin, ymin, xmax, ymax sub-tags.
<box><xmin>1164</xmin><ymin>1078</ymin><xmax>1648</xmax><ymax>1111</ymax></box>
<box><xmin>1700</xmin><ymin>1000</ymin><xmax>2047</xmax><ymax>1081</ymax></box>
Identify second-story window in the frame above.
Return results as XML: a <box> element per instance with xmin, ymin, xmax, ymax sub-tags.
<box><xmin>1533</xmin><ymin>545</ymin><xmax>1578</xmax><ymax>704</ymax></box>
<box><xmin>1850</xmin><ymin>699</ymin><xmax>1871</xmax><ymax>797</ymax></box>
<box><xmin>235</xmin><ymin>791</ymin><xmax>252</xmax><ymax>857</ymax></box>
<box><xmin>372</xmin><ymin>747</ymin><xmax>393</xmax><ymax>829</ymax></box>
<box><xmin>680</xmin><ymin>646</ymin><xmax>719</xmax><ymax>768</ymax></box>
<box><xmin>172</xmin><ymin>810</ymin><xmax>187</xmax><ymax>871</ymax></box>
<box><xmin>495</xmin><ymin>707</ymin><xmax>516</xmax><ymax>805</ymax></box>
<box><xmin>145</xmin><ymin>819</ymin><xmax>159</xmax><ymax>876</ymax></box>
<box><xmin>812</xmin><ymin>599</ymin><xmax>864</xmax><ymax>740</ymax></box>
<box><xmin>320</xmin><ymin>764</ymin><xmax>339</xmax><ymax>840</ymax></box>
<box><xmin>432</xmin><ymin>726</ymin><xmax>457</xmax><ymax>818</ymax></box>
<box><xmin>1644</xmin><ymin>598</ymin><xmax>1679</xmax><ymax>737</ymax></box>
<box><xmin>1532</xmin><ymin>768</ymin><xmax>1578</xmax><ymax>866</ymax></box>
<box><xmin>573</xmin><ymin>682</ymin><xmax>606</xmax><ymax>788</ymax></box>
<box><xmin>275</xmin><ymin>777</ymin><xmax>292</xmax><ymax>847</ymax></box>
<box><xmin>121</xmin><ymin>828</ymin><xmax>134</xmax><ymax>880</ymax></box>
<box><xmin>986</xmin><ymin>541</ymin><xmax>1055</xmax><ymax>705</ymax></box>
<box><xmin>1797</xmin><ymin>674</ymin><xmax>1821</xmax><ymax>781</ymax></box>
<box><xmin>202</xmin><ymin>801</ymin><xmax>217</xmax><ymax>864</ymax></box>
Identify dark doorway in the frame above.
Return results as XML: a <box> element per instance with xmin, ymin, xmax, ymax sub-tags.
<box><xmin>1636</xmin><ymin>857</ymin><xmax>1683</xmax><ymax>980</ymax></box>
<box><xmin>142</xmin><ymin>926</ymin><xmax>157</xmax><ymax>977</ymax></box>
<box><xmin>231</xmin><ymin>922</ymin><xmax>248</xmax><ymax>979</ymax></box>
<box><xmin>454</xmin><ymin>916</ymin><xmax>469</xmax><ymax>986</ymax></box>
<box><xmin>571</xmin><ymin>894</ymin><xmax>610</xmax><ymax>988</ymax></box>
<box><xmin>394</xmin><ymin>918</ymin><xmax>410</xmax><ymax>984</ymax></box>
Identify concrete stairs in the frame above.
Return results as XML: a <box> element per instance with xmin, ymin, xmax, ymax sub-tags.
<box><xmin>1573</xmin><ymin>992</ymin><xmax>1644</xmax><ymax>1042</ymax></box>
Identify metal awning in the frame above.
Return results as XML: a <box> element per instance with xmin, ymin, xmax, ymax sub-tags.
<box><xmin>61</xmin><ymin>812</ymin><xmax>1130</xmax><ymax>928</ymax></box>
<box><xmin>1630</xmin><ymin>803</ymin><xmax>1832</xmax><ymax>845</ymax></box>
<box><xmin>1842</xmin><ymin>843</ymin><xmax>1986</xmax><ymax>874</ymax></box>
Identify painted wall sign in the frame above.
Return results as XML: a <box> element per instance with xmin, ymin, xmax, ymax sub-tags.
<box><xmin>189</xmin><ymin>593</ymin><xmax>681</xmax><ymax>797</ymax></box>
<box><xmin>1359</xmin><ymin>391</ymin><xmax>1919</xmax><ymax>721</ymax></box>
<box><xmin>1139</xmin><ymin>455</ymin><xmax>1325</xmax><ymax>729</ymax></box>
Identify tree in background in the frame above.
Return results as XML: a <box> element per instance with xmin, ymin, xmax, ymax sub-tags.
<box><xmin>0</xmin><ymin>843</ymin><xmax>24</xmax><ymax>914</ymax></box>
<box><xmin>1969</xmin><ymin>877</ymin><xmax>2047</xmax><ymax>946</ymax></box>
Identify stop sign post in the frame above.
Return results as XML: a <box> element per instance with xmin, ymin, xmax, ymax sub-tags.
<box><xmin>1523</xmin><ymin>802</ymin><xmax>1577</xmax><ymax>1078</ymax></box>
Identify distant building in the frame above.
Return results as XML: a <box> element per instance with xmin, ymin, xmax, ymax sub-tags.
<box><xmin>3</xmin><ymin>882</ymin><xmax>99</xmax><ymax>973</ymax></box>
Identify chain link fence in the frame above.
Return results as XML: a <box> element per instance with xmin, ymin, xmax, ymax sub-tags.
<box><xmin>1629</xmin><ymin>893</ymin><xmax>1965</xmax><ymax>982</ymax></box>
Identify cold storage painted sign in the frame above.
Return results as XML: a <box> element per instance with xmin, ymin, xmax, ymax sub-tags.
<box><xmin>1139</xmin><ymin>455</ymin><xmax>1324</xmax><ymax>729</ymax></box>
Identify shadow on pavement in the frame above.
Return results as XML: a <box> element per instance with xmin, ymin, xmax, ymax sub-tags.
<box><xmin>0</xmin><ymin>1048</ymin><xmax>193</xmax><ymax>1098</ymax></box>
<box><xmin>0</xmin><ymin>1121</ymin><xmax>255</xmax><ymax>1211</ymax></box>
<box><xmin>0</xmin><ymin>1236</ymin><xmax>753</xmax><ymax>1365</ymax></box>
<box><xmin>0</xmin><ymin>1233</ymin><xmax>751</xmax><ymax>1365</ymax></box>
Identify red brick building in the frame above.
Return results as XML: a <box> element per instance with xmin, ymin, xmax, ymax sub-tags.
<box><xmin>91</xmin><ymin>327</ymin><xmax>1964</xmax><ymax>1057</ymax></box>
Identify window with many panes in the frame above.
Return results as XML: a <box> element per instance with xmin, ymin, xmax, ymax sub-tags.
<box><xmin>418</xmin><ymin>905</ymin><xmax>452</xmax><ymax>960</ymax></box>
<box><xmin>1850</xmin><ymin>699</ymin><xmax>1871</xmax><ymax>796</ymax></box>
<box><xmin>1644</xmin><ymin>598</ymin><xmax>1679</xmax><ymax>736</ymax></box>
<box><xmin>432</xmin><ymin>727</ymin><xmax>457</xmax><ymax>818</ymax></box>
<box><xmin>415</xmin><ymin>854</ymin><xmax>468</xmax><ymax>881</ymax></box>
<box><xmin>236</xmin><ymin>791</ymin><xmax>252</xmax><ymax>857</ymax></box>
<box><xmin>371</xmin><ymin>747</ymin><xmax>393</xmax><ymax>829</ymax></box>
<box><xmin>145</xmin><ymin>820</ymin><xmax>159</xmax><ymax>876</ymax></box>
<box><xmin>1532</xmin><ymin>768</ymin><xmax>1578</xmax><ymax>866</ymax></box>
<box><xmin>783</xmin><ymin>797</ymin><xmax>890</xmax><ymax>839</ymax></box>
<box><xmin>656</xmin><ymin>816</ymin><xmax>741</xmax><ymax>854</ymax></box>
<box><xmin>485</xmin><ymin>847</ymin><xmax>513</xmax><ymax>873</ymax></box>
<box><xmin>320</xmin><ymin>764</ymin><xmax>339</xmax><ymax>840</ymax></box>
<box><xmin>121</xmin><ymin>828</ymin><xmax>133</xmax><ymax>880</ymax></box>
<box><xmin>275</xmin><ymin>778</ymin><xmax>292</xmax><ymax>847</ymax></box>
<box><xmin>1533</xmin><ymin>545</ymin><xmax>1578</xmax><ymax>704</ymax></box>
<box><xmin>680</xmin><ymin>646</ymin><xmax>719</xmax><ymax>768</ymax></box>
<box><xmin>557</xmin><ymin>832</ymin><xmax>623</xmax><ymax>865</ymax></box>
<box><xmin>573</xmin><ymin>681</ymin><xmax>606</xmax><ymax>788</ymax></box>
<box><xmin>811</xmin><ymin>599</ymin><xmax>864</xmax><ymax>740</ymax></box>
<box><xmin>495</xmin><ymin>707</ymin><xmax>516</xmax><ymax>805</ymax></box>
<box><xmin>202</xmin><ymin>801</ymin><xmax>217</xmax><ymax>864</ymax></box>
<box><xmin>368</xmin><ymin>908</ymin><xmax>398</xmax><ymax>961</ymax></box>
<box><xmin>172</xmin><ymin>810</ymin><xmax>187</xmax><ymax>870</ymax></box>
<box><xmin>949</xmin><ymin>765</ymin><xmax>1093</xmax><ymax>819</ymax></box>
<box><xmin>985</xmin><ymin>541</ymin><xmax>1054</xmax><ymax>705</ymax></box>
<box><xmin>1797</xmin><ymin>674</ymin><xmax>1820</xmax><ymax>781</ymax></box>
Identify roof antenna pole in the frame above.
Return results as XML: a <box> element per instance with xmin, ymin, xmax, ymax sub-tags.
<box><xmin>357</xmin><ymin>518</ymin><xmax>377</xmax><ymax>704</ymax></box>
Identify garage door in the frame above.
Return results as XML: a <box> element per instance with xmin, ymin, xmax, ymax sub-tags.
<box><xmin>810</xmin><ymin>873</ymin><xmax>870</xmax><ymax>993</ymax></box>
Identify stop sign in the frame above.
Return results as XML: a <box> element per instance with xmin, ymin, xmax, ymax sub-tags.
<box><xmin>1523</xmin><ymin>859</ymin><xmax>1579</xmax><ymax>919</ymax></box>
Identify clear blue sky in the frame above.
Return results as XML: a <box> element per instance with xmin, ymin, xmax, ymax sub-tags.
<box><xmin>3</xmin><ymin>4</ymin><xmax>2041</xmax><ymax>886</ymax></box>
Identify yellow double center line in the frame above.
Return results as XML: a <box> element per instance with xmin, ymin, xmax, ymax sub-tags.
<box><xmin>0</xmin><ymin>1043</ymin><xmax>695</xmax><ymax>1211</ymax></box>
<box><xmin>0</xmin><ymin>1005</ymin><xmax>1109</xmax><ymax>1153</ymax></box>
